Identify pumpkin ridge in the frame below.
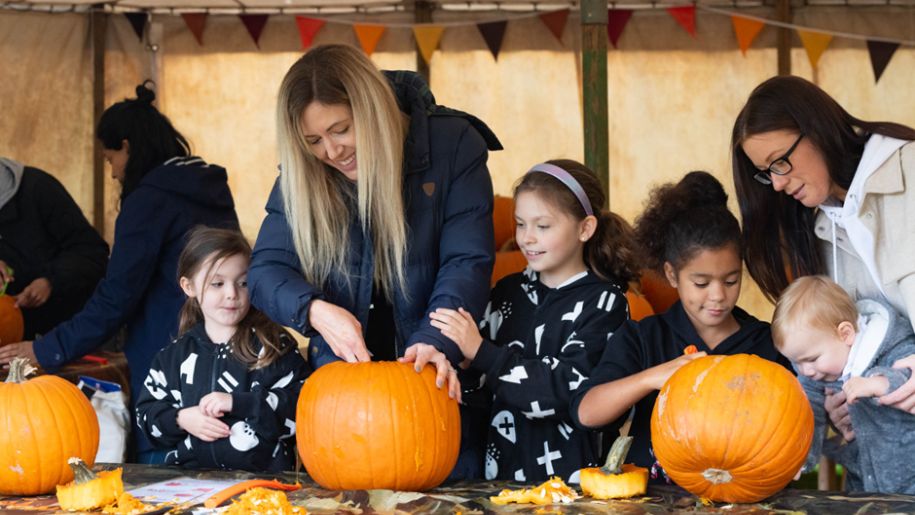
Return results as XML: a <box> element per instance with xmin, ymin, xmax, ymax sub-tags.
<box><xmin>421</xmin><ymin>365</ymin><xmax>443</xmax><ymax>490</ymax></box>
<box><xmin>30</xmin><ymin>380</ymin><xmax>54</xmax><ymax>490</ymax></box>
<box><xmin>328</xmin><ymin>363</ymin><xmax>345</xmax><ymax>489</ymax></box>
<box><xmin>410</xmin><ymin>364</ymin><xmax>434</xmax><ymax>490</ymax></box>
<box><xmin>389</xmin><ymin>363</ymin><xmax>406</xmax><ymax>488</ymax></box>
<box><xmin>714</xmin><ymin>355</ymin><xmax>751</xmax><ymax>475</ymax></box>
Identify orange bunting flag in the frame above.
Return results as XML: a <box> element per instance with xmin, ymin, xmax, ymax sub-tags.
<box><xmin>539</xmin><ymin>9</ymin><xmax>569</xmax><ymax>43</ymax></box>
<box><xmin>413</xmin><ymin>26</ymin><xmax>444</xmax><ymax>64</ymax></box>
<box><xmin>181</xmin><ymin>13</ymin><xmax>208</xmax><ymax>46</ymax></box>
<box><xmin>295</xmin><ymin>16</ymin><xmax>325</xmax><ymax>50</ymax></box>
<box><xmin>731</xmin><ymin>15</ymin><xmax>765</xmax><ymax>56</ymax></box>
<box><xmin>797</xmin><ymin>30</ymin><xmax>833</xmax><ymax>69</ymax></box>
<box><xmin>666</xmin><ymin>5</ymin><xmax>697</xmax><ymax>38</ymax></box>
<box><xmin>353</xmin><ymin>24</ymin><xmax>386</xmax><ymax>56</ymax></box>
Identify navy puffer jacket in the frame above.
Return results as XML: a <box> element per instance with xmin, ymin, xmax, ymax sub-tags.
<box><xmin>249</xmin><ymin>71</ymin><xmax>501</xmax><ymax>367</ymax></box>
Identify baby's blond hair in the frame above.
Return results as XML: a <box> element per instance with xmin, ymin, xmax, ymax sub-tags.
<box><xmin>772</xmin><ymin>275</ymin><xmax>858</xmax><ymax>349</ymax></box>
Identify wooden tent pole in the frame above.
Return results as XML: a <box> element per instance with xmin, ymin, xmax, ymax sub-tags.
<box><xmin>776</xmin><ymin>0</ymin><xmax>792</xmax><ymax>76</ymax></box>
<box><xmin>91</xmin><ymin>4</ymin><xmax>107</xmax><ymax>234</ymax></box>
<box><xmin>580</xmin><ymin>0</ymin><xmax>610</xmax><ymax>199</ymax></box>
<box><xmin>414</xmin><ymin>0</ymin><xmax>431</xmax><ymax>82</ymax></box>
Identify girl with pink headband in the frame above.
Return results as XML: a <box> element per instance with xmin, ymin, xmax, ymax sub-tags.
<box><xmin>429</xmin><ymin>159</ymin><xmax>641</xmax><ymax>482</ymax></box>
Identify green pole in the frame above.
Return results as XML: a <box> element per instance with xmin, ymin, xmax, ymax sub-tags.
<box><xmin>580</xmin><ymin>0</ymin><xmax>609</xmax><ymax>199</ymax></box>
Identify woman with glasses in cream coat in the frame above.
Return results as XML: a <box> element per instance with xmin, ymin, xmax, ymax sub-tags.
<box><xmin>731</xmin><ymin>75</ymin><xmax>915</xmax><ymax>448</ymax></box>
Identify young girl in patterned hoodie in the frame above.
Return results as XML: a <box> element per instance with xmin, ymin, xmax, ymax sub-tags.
<box><xmin>430</xmin><ymin>159</ymin><xmax>641</xmax><ymax>483</ymax></box>
<box><xmin>135</xmin><ymin>227</ymin><xmax>310</xmax><ymax>472</ymax></box>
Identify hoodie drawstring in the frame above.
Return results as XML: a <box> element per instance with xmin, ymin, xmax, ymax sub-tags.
<box><xmin>831</xmin><ymin>218</ymin><xmax>839</xmax><ymax>283</ymax></box>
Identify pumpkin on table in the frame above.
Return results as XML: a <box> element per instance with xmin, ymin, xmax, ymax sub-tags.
<box><xmin>0</xmin><ymin>358</ymin><xmax>99</xmax><ymax>495</ymax></box>
<box><xmin>56</xmin><ymin>457</ymin><xmax>123</xmax><ymax>511</ymax></box>
<box><xmin>296</xmin><ymin>361</ymin><xmax>460</xmax><ymax>491</ymax></box>
<box><xmin>579</xmin><ymin>436</ymin><xmax>648</xmax><ymax>499</ymax></box>
<box><xmin>650</xmin><ymin>354</ymin><xmax>813</xmax><ymax>503</ymax></box>
<box><xmin>0</xmin><ymin>271</ymin><xmax>24</xmax><ymax>345</ymax></box>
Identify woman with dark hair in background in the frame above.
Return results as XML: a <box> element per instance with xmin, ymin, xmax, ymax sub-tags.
<box><xmin>0</xmin><ymin>83</ymin><xmax>239</xmax><ymax>462</ymax></box>
<box><xmin>731</xmin><ymin>75</ymin><xmax>915</xmax><ymax>439</ymax></box>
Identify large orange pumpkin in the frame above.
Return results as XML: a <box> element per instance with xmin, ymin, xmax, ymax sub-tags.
<box><xmin>650</xmin><ymin>354</ymin><xmax>813</xmax><ymax>503</ymax></box>
<box><xmin>296</xmin><ymin>361</ymin><xmax>460</xmax><ymax>491</ymax></box>
<box><xmin>0</xmin><ymin>358</ymin><xmax>100</xmax><ymax>495</ymax></box>
<box><xmin>0</xmin><ymin>294</ymin><xmax>24</xmax><ymax>345</ymax></box>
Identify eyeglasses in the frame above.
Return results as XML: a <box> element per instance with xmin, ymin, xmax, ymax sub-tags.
<box><xmin>753</xmin><ymin>133</ymin><xmax>804</xmax><ymax>185</ymax></box>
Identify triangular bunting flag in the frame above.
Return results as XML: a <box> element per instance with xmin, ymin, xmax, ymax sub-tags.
<box><xmin>866</xmin><ymin>40</ymin><xmax>900</xmax><ymax>84</ymax></box>
<box><xmin>797</xmin><ymin>30</ymin><xmax>833</xmax><ymax>69</ymax></box>
<box><xmin>124</xmin><ymin>12</ymin><xmax>148</xmax><ymax>42</ymax></box>
<box><xmin>239</xmin><ymin>15</ymin><xmax>269</xmax><ymax>49</ymax></box>
<box><xmin>607</xmin><ymin>9</ymin><xmax>633</xmax><ymax>49</ymax></box>
<box><xmin>353</xmin><ymin>24</ymin><xmax>386</xmax><ymax>56</ymax></box>
<box><xmin>477</xmin><ymin>20</ymin><xmax>507</xmax><ymax>60</ymax></box>
<box><xmin>295</xmin><ymin>16</ymin><xmax>325</xmax><ymax>50</ymax></box>
<box><xmin>413</xmin><ymin>26</ymin><xmax>444</xmax><ymax>65</ymax></box>
<box><xmin>181</xmin><ymin>13</ymin><xmax>207</xmax><ymax>46</ymax></box>
<box><xmin>666</xmin><ymin>6</ymin><xmax>697</xmax><ymax>38</ymax></box>
<box><xmin>539</xmin><ymin>9</ymin><xmax>569</xmax><ymax>43</ymax></box>
<box><xmin>731</xmin><ymin>15</ymin><xmax>765</xmax><ymax>56</ymax></box>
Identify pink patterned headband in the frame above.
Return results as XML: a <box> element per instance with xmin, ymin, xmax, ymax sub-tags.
<box><xmin>526</xmin><ymin>163</ymin><xmax>594</xmax><ymax>217</ymax></box>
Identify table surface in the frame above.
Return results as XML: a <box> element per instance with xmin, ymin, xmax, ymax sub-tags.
<box><xmin>2</xmin><ymin>464</ymin><xmax>915</xmax><ymax>514</ymax></box>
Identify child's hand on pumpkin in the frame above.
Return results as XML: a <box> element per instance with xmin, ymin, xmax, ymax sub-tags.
<box><xmin>177</xmin><ymin>406</ymin><xmax>231</xmax><ymax>442</ymax></box>
<box><xmin>199</xmin><ymin>392</ymin><xmax>233</xmax><ymax>418</ymax></box>
<box><xmin>429</xmin><ymin>308</ymin><xmax>483</xmax><ymax>362</ymax></box>
<box><xmin>844</xmin><ymin>375</ymin><xmax>889</xmax><ymax>405</ymax></box>
<box><xmin>646</xmin><ymin>351</ymin><xmax>707</xmax><ymax>390</ymax></box>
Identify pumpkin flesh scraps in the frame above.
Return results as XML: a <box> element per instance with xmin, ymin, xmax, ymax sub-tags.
<box><xmin>56</xmin><ymin>458</ymin><xmax>124</xmax><ymax>511</ymax></box>
<box><xmin>223</xmin><ymin>487</ymin><xmax>307</xmax><ymax>515</ymax></box>
<box><xmin>101</xmin><ymin>492</ymin><xmax>161</xmax><ymax>514</ymax></box>
<box><xmin>490</xmin><ymin>477</ymin><xmax>579</xmax><ymax>505</ymax></box>
<box><xmin>580</xmin><ymin>436</ymin><xmax>648</xmax><ymax>499</ymax></box>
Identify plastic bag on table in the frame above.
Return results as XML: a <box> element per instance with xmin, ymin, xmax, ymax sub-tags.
<box><xmin>77</xmin><ymin>375</ymin><xmax>130</xmax><ymax>463</ymax></box>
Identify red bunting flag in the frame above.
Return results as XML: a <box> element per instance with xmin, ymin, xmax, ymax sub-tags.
<box><xmin>239</xmin><ymin>15</ymin><xmax>269</xmax><ymax>49</ymax></box>
<box><xmin>539</xmin><ymin>9</ymin><xmax>569</xmax><ymax>43</ymax></box>
<box><xmin>295</xmin><ymin>16</ymin><xmax>325</xmax><ymax>50</ymax></box>
<box><xmin>867</xmin><ymin>40</ymin><xmax>900</xmax><ymax>84</ymax></box>
<box><xmin>477</xmin><ymin>20</ymin><xmax>507</xmax><ymax>60</ymax></box>
<box><xmin>666</xmin><ymin>5</ymin><xmax>697</xmax><ymax>38</ymax></box>
<box><xmin>181</xmin><ymin>13</ymin><xmax>207</xmax><ymax>46</ymax></box>
<box><xmin>607</xmin><ymin>9</ymin><xmax>633</xmax><ymax>49</ymax></box>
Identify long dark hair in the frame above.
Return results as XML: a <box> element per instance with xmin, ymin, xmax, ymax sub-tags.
<box><xmin>731</xmin><ymin>75</ymin><xmax>915</xmax><ymax>302</ymax></box>
<box><xmin>635</xmin><ymin>171</ymin><xmax>741</xmax><ymax>274</ymax></box>
<box><xmin>96</xmin><ymin>81</ymin><xmax>191</xmax><ymax>201</ymax></box>
<box><xmin>514</xmin><ymin>159</ymin><xmax>641</xmax><ymax>289</ymax></box>
<box><xmin>177</xmin><ymin>227</ymin><xmax>292</xmax><ymax>369</ymax></box>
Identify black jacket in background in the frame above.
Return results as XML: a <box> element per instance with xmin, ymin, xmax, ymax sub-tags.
<box><xmin>0</xmin><ymin>167</ymin><xmax>108</xmax><ymax>338</ymax></box>
<box><xmin>135</xmin><ymin>323</ymin><xmax>311</xmax><ymax>472</ymax></box>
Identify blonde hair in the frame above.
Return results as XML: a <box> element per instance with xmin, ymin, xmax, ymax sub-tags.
<box><xmin>771</xmin><ymin>275</ymin><xmax>858</xmax><ymax>348</ymax></box>
<box><xmin>276</xmin><ymin>44</ymin><xmax>408</xmax><ymax>297</ymax></box>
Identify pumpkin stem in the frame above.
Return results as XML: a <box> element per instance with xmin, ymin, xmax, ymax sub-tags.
<box><xmin>67</xmin><ymin>457</ymin><xmax>98</xmax><ymax>484</ymax></box>
<box><xmin>5</xmin><ymin>357</ymin><xmax>36</xmax><ymax>383</ymax></box>
<box><xmin>600</xmin><ymin>436</ymin><xmax>633</xmax><ymax>475</ymax></box>
<box><xmin>702</xmin><ymin>468</ymin><xmax>733</xmax><ymax>485</ymax></box>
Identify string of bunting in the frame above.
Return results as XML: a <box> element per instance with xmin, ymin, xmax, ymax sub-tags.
<box><xmin>120</xmin><ymin>3</ymin><xmax>912</xmax><ymax>83</ymax></box>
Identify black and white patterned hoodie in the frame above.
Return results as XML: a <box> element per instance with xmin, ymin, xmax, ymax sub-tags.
<box><xmin>135</xmin><ymin>323</ymin><xmax>310</xmax><ymax>472</ymax></box>
<box><xmin>464</xmin><ymin>267</ymin><xmax>628</xmax><ymax>483</ymax></box>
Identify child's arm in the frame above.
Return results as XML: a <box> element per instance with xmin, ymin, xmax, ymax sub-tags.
<box><xmin>135</xmin><ymin>351</ymin><xmax>194</xmax><ymax>448</ymax></box>
<box><xmin>844</xmin><ymin>376</ymin><xmax>891</xmax><ymax>404</ymax></box>
<box><xmin>433</xmin><ymin>293</ymin><xmax>627</xmax><ymax>422</ymax></box>
<box><xmin>797</xmin><ymin>375</ymin><xmax>829</xmax><ymax>473</ymax></box>
<box><xmin>576</xmin><ymin>350</ymin><xmax>705</xmax><ymax>428</ymax></box>
<box><xmin>228</xmin><ymin>341</ymin><xmax>310</xmax><ymax>441</ymax></box>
